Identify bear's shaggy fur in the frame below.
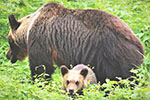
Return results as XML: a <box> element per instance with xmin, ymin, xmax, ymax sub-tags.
<box><xmin>61</xmin><ymin>64</ymin><xmax>97</xmax><ymax>94</ymax></box>
<box><xmin>6</xmin><ymin>2</ymin><xmax>144</xmax><ymax>84</ymax></box>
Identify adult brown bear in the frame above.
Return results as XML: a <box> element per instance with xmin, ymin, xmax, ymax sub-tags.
<box><xmin>6</xmin><ymin>2</ymin><xmax>144</xmax><ymax>84</ymax></box>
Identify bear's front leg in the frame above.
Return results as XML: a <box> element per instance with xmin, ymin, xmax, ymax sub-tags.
<box><xmin>29</xmin><ymin>56</ymin><xmax>55</xmax><ymax>81</ymax></box>
<box><xmin>28</xmin><ymin>40</ymin><xmax>55</xmax><ymax>81</ymax></box>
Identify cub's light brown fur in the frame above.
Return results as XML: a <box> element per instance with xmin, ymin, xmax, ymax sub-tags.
<box><xmin>61</xmin><ymin>64</ymin><xmax>97</xmax><ymax>94</ymax></box>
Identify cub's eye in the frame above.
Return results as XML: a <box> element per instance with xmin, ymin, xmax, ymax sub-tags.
<box><xmin>66</xmin><ymin>80</ymin><xmax>69</xmax><ymax>85</ymax></box>
<box><xmin>75</xmin><ymin>81</ymin><xmax>79</xmax><ymax>86</ymax></box>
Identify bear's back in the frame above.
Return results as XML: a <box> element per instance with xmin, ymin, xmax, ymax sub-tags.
<box><xmin>28</xmin><ymin>2</ymin><xmax>144</xmax><ymax>84</ymax></box>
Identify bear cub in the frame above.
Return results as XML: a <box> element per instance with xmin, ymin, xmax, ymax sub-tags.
<box><xmin>60</xmin><ymin>64</ymin><xmax>97</xmax><ymax>95</ymax></box>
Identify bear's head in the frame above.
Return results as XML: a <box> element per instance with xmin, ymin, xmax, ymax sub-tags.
<box><xmin>60</xmin><ymin>65</ymin><xmax>88</xmax><ymax>95</ymax></box>
<box><xmin>6</xmin><ymin>14</ymin><xmax>31</xmax><ymax>63</ymax></box>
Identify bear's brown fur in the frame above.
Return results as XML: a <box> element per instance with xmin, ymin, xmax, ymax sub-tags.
<box><xmin>61</xmin><ymin>64</ymin><xmax>97</xmax><ymax>94</ymax></box>
<box><xmin>6</xmin><ymin>14</ymin><xmax>30</xmax><ymax>63</ymax></box>
<box><xmin>6</xmin><ymin>2</ymin><xmax>144</xmax><ymax>84</ymax></box>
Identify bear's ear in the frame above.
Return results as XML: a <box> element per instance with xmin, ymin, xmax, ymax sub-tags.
<box><xmin>60</xmin><ymin>65</ymin><xmax>69</xmax><ymax>77</ymax></box>
<box><xmin>80</xmin><ymin>68</ymin><xmax>88</xmax><ymax>79</ymax></box>
<box><xmin>8</xmin><ymin>14</ymin><xmax>20</xmax><ymax>30</ymax></box>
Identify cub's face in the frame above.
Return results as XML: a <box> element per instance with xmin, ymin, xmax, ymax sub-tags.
<box><xmin>6</xmin><ymin>14</ymin><xmax>28</xmax><ymax>63</ymax></box>
<box><xmin>60</xmin><ymin>65</ymin><xmax>88</xmax><ymax>95</ymax></box>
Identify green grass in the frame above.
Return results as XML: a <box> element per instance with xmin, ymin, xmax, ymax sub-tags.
<box><xmin>0</xmin><ymin>0</ymin><xmax>150</xmax><ymax>100</ymax></box>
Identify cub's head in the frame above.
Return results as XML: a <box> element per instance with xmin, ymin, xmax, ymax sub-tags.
<box><xmin>60</xmin><ymin>65</ymin><xmax>88</xmax><ymax>95</ymax></box>
<box><xmin>6</xmin><ymin>14</ymin><xmax>31</xmax><ymax>63</ymax></box>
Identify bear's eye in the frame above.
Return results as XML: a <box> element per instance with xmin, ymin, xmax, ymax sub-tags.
<box><xmin>66</xmin><ymin>80</ymin><xmax>69</xmax><ymax>85</ymax></box>
<box><xmin>75</xmin><ymin>81</ymin><xmax>79</xmax><ymax>86</ymax></box>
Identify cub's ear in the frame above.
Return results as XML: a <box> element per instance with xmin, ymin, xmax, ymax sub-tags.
<box><xmin>80</xmin><ymin>68</ymin><xmax>88</xmax><ymax>79</ymax></box>
<box><xmin>8</xmin><ymin>14</ymin><xmax>20</xmax><ymax>30</ymax></box>
<box><xmin>60</xmin><ymin>65</ymin><xmax>69</xmax><ymax>77</ymax></box>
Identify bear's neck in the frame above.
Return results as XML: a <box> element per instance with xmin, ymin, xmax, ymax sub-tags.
<box><xmin>13</xmin><ymin>30</ymin><xmax>27</xmax><ymax>49</ymax></box>
<box><xmin>13</xmin><ymin>21</ymin><xmax>30</xmax><ymax>50</ymax></box>
<box><xmin>14</xmin><ymin>14</ymin><xmax>35</xmax><ymax>50</ymax></box>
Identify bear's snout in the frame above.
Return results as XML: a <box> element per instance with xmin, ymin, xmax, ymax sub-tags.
<box><xmin>69</xmin><ymin>89</ymin><xmax>74</xmax><ymax>94</ymax></box>
<box><xmin>6</xmin><ymin>47</ymin><xmax>18</xmax><ymax>63</ymax></box>
<box><xmin>6</xmin><ymin>49</ymin><xmax>11</xmax><ymax>60</ymax></box>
